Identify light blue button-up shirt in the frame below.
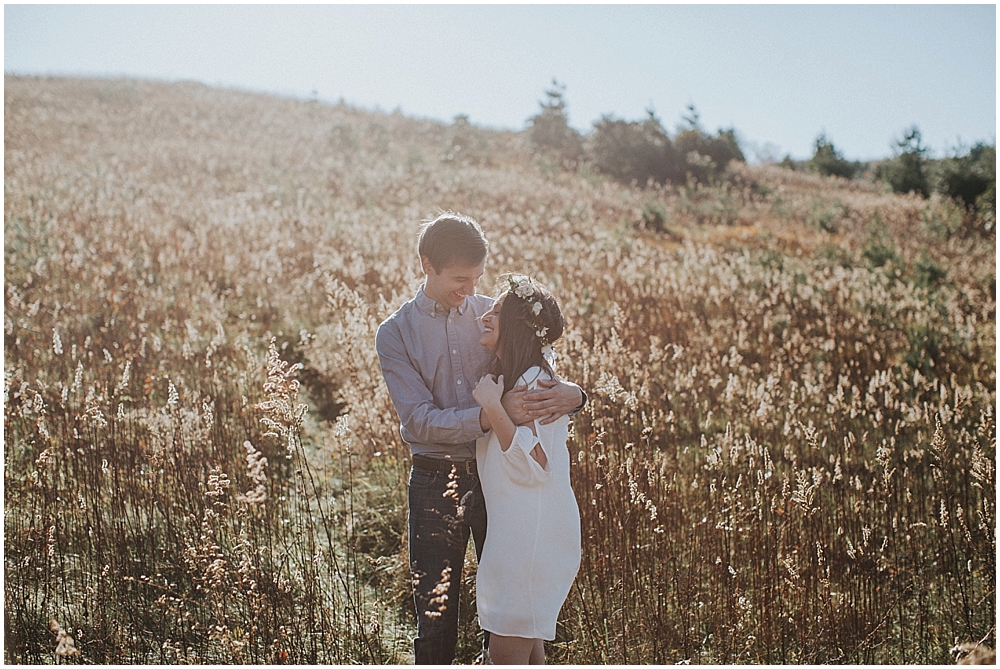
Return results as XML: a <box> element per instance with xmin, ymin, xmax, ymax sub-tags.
<box><xmin>376</xmin><ymin>286</ymin><xmax>495</xmax><ymax>460</ymax></box>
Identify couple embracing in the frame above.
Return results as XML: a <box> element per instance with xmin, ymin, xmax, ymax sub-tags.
<box><xmin>376</xmin><ymin>212</ymin><xmax>585</xmax><ymax>664</ymax></box>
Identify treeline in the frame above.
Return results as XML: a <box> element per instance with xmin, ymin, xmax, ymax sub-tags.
<box><xmin>526</xmin><ymin>80</ymin><xmax>996</xmax><ymax>223</ymax></box>
<box><xmin>787</xmin><ymin>127</ymin><xmax>996</xmax><ymax>223</ymax></box>
<box><xmin>527</xmin><ymin>81</ymin><xmax>743</xmax><ymax>187</ymax></box>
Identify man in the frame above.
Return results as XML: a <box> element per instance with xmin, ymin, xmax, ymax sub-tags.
<box><xmin>375</xmin><ymin>212</ymin><xmax>585</xmax><ymax>664</ymax></box>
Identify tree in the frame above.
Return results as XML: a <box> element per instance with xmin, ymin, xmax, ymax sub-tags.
<box><xmin>704</xmin><ymin>128</ymin><xmax>745</xmax><ymax>171</ymax></box>
<box><xmin>680</xmin><ymin>103</ymin><xmax>702</xmax><ymax>132</ymax></box>
<box><xmin>809</xmin><ymin>133</ymin><xmax>856</xmax><ymax>179</ymax></box>
<box><xmin>674</xmin><ymin>105</ymin><xmax>745</xmax><ymax>184</ymax></box>
<box><xmin>878</xmin><ymin>125</ymin><xmax>929</xmax><ymax>198</ymax></box>
<box><xmin>526</xmin><ymin>79</ymin><xmax>584</xmax><ymax>167</ymax></box>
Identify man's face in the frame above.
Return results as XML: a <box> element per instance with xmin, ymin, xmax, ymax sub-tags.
<box><xmin>421</xmin><ymin>257</ymin><xmax>485</xmax><ymax>311</ymax></box>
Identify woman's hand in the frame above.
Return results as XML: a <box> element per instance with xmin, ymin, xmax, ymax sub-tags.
<box><xmin>473</xmin><ymin>374</ymin><xmax>505</xmax><ymax>410</ymax></box>
<box><xmin>475</xmin><ymin>375</ymin><xmax>516</xmax><ymax>452</ymax></box>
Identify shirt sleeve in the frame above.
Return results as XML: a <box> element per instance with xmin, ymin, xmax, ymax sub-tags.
<box><xmin>375</xmin><ymin>319</ymin><xmax>485</xmax><ymax>445</ymax></box>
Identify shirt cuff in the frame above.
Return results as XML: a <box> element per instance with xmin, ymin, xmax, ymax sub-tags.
<box><xmin>462</xmin><ymin>406</ymin><xmax>488</xmax><ymax>438</ymax></box>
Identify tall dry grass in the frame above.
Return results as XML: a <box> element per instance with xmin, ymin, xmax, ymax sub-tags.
<box><xmin>5</xmin><ymin>76</ymin><xmax>995</xmax><ymax>663</ymax></box>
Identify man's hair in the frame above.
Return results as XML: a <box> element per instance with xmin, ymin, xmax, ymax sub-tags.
<box><xmin>417</xmin><ymin>211</ymin><xmax>489</xmax><ymax>273</ymax></box>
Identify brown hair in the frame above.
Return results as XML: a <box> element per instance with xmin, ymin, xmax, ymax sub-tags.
<box><xmin>417</xmin><ymin>211</ymin><xmax>489</xmax><ymax>272</ymax></box>
<box><xmin>486</xmin><ymin>279</ymin><xmax>564</xmax><ymax>394</ymax></box>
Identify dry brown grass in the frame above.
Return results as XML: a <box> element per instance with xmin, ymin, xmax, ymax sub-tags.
<box><xmin>4</xmin><ymin>75</ymin><xmax>995</xmax><ymax>663</ymax></box>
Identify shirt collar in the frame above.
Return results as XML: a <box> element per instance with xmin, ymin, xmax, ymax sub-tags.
<box><xmin>416</xmin><ymin>286</ymin><xmax>468</xmax><ymax>317</ymax></box>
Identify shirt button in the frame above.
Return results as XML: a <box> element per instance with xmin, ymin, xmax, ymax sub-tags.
<box><xmin>452</xmin><ymin>349</ymin><xmax>457</xmax><ymax>354</ymax></box>
<box><xmin>457</xmin><ymin>380</ymin><xmax>463</xmax><ymax>385</ymax></box>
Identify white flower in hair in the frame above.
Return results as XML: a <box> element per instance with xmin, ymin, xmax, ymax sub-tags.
<box><xmin>541</xmin><ymin>344</ymin><xmax>557</xmax><ymax>365</ymax></box>
<box><xmin>504</xmin><ymin>273</ymin><xmax>552</xmax><ymax>345</ymax></box>
<box><xmin>514</xmin><ymin>277</ymin><xmax>534</xmax><ymax>299</ymax></box>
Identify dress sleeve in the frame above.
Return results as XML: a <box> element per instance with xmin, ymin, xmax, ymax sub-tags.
<box><xmin>497</xmin><ymin>369</ymin><xmax>557</xmax><ymax>487</ymax></box>
<box><xmin>499</xmin><ymin>425</ymin><xmax>552</xmax><ymax>487</ymax></box>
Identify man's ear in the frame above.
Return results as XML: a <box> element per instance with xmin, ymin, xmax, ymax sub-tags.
<box><xmin>420</xmin><ymin>255</ymin><xmax>436</xmax><ymax>276</ymax></box>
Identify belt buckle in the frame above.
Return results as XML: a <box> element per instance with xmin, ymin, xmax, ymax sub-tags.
<box><xmin>464</xmin><ymin>460</ymin><xmax>476</xmax><ymax>476</ymax></box>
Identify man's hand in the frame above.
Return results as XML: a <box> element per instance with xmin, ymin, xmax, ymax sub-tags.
<box><xmin>501</xmin><ymin>386</ymin><xmax>530</xmax><ymax>426</ymax></box>
<box><xmin>482</xmin><ymin>386</ymin><xmax>531</xmax><ymax>431</ymax></box>
<box><xmin>523</xmin><ymin>378</ymin><xmax>584</xmax><ymax>425</ymax></box>
<box><xmin>493</xmin><ymin>380</ymin><xmax>584</xmax><ymax>428</ymax></box>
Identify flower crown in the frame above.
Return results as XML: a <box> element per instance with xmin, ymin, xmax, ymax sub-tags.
<box><xmin>503</xmin><ymin>274</ymin><xmax>557</xmax><ymax>363</ymax></box>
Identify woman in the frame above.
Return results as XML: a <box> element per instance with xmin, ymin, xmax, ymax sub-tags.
<box><xmin>472</xmin><ymin>274</ymin><xmax>582</xmax><ymax>665</ymax></box>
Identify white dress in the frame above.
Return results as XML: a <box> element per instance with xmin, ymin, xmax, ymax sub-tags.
<box><xmin>475</xmin><ymin>366</ymin><xmax>582</xmax><ymax>641</ymax></box>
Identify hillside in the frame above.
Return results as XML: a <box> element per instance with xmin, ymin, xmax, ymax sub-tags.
<box><xmin>4</xmin><ymin>76</ymin><xmax>995</xmax><ymax>663</ymax></box>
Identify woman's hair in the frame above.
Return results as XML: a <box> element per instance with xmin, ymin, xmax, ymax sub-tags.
<box><xmin>486</xmin><ymin>277</ymin><xmax>564</xmax><ymax>394</ymax></box>
<box><xmin>417</xmin><ymin>211</ymin><xmax>489</xmax><ymax>272</ymax></box>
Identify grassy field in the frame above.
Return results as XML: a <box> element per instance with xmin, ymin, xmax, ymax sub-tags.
<box><xmin>4</xmin><ymin>76</ymin><xmax>995</xmax><ymax>664</ymax></box>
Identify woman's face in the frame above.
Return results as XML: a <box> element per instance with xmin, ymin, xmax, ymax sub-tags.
<box><xmin>479</xmin><ymin>296</ymin><xmax>503</xmax><ymax>351</ymax></box>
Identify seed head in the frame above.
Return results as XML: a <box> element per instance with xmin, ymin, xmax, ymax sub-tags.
<box><xmin>50</xmin><ymin>620</ymin><xmax>80</xmax><ymax>658</ymax></box>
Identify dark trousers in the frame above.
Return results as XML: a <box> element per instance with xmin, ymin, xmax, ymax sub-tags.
<box><xmin>408</xmin><ymin>464</ymin><xmax>488</xmax><ymax>664</ymax></box>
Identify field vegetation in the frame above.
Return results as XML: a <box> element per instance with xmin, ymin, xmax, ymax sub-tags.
<box><xmin>4</xmin><ymin>76</ymin><xmax>996</xmax><ymax>663</ymax></box>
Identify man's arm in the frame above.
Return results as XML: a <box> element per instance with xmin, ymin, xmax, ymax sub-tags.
<box><xmin>520</xmin><ymin>378</ymin><xmax>586</xmax><ymax>425</ymax></box>
<box><xmin>481</xmin><ymin>387</ymin><xmax>537</xmax><ymax>431</ymax></box>
<box><xmin>375</xmin><ymin>321</ymin><xmax>485</xmax><ymax>444</ymax></box>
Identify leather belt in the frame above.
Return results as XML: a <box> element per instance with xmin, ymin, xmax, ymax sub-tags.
<box><xmin>412</xmin><ymin>454</ymin><xmax>477</xmax><ymax>476</ymax></box>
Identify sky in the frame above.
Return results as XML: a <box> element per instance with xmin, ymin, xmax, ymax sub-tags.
<box><xmin>4</xmin><ymin>3</ymin><xmax>996</xmax><ymax>162</ymax></box>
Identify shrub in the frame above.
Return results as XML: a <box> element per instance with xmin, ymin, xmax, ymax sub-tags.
<box><xmin>861</xmin><ymin>216</ymin><xmax>902</xmax><ymax>268</ymax></box>
<box><xmin>779</xmin><ymin>154</ymin><xmax>801</xmax><ymax>171</ymax></box>
<box><xmin>912</xmin><ymin>249</ymin><xmax>947</xmax><ymax>289</ymax></box>
<box><xmin>920</xmin><ymin>195</ymin><xmax>967</xmax><ymax>241</ymax></box>
<box><xmin>807</xmin><ymin>198</ymin><xmax>850</xmax><ymax>234</ymax></box>
<box><xmin>677</xmin><ymin>181</ymin><xmax>741</xmax><ymax>226</ymax></box>
<box><xmin>591</xmin><ymin>110</ymin><xmax>681</xmax><ymax>186</ymax></box>
<box><xmin>934</xmin><ymin>142</ymin><xmax>995</xmax><ymax>209</ymax></box>
<box><xmin>975</xmin><ymin>181</ymin><xmax>996</xmax><ymax>232</ymax></box>
<box><xmin>639</xmin><ymin>200</ymin><xmax>669</xmax><ymax>233</ymax></box>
